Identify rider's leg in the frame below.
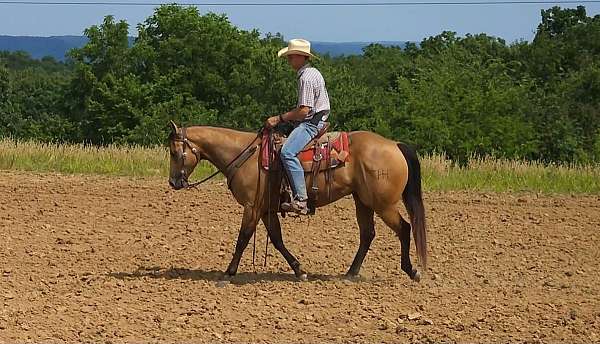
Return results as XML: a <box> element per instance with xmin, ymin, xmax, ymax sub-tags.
<box><xmin>280</xmin><ymin>121</ymin><xmax>319</xmax><ymax>211</ymax></box>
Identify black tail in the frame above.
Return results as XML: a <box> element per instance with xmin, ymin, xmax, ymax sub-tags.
<box><xmin>397</xmin><ymin>142</ymin><xmax>427</xmax><ymax>269</ymax></box>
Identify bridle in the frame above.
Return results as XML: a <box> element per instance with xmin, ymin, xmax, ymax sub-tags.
<box><xmin>171</xmin><ymin>127</ymin><xmax>200</xmax><ymax>184</ymax></box>
<box><xmin>170</xmin><ymin>126</ymin><xmax>262</xmax><ymax>189</ymax></box>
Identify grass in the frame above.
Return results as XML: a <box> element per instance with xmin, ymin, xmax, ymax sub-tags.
<box><xmin>0</xmin><ymin>138</ymin><xmax>214</xmax><ymax>180</ymax></box>
<box><xmin>421</xmin><ymin>153</ymin><xmax>600</xmax><ymax>194</ymax></box>
<box><xmin>1</xmin><ymin>138</ymin><xmax>599</xmax><ymax>194</ymax></box>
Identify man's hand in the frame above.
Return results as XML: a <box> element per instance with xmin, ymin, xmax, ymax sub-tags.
<box><xmin>265</xmin><ymin>115</ymin><xmax>281</xmax><ymax>128</ymax></box>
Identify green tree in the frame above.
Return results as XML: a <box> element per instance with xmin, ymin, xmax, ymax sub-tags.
<box><xmin>535</xmin><ymin>5</ymin><xmax>588</xmax><ymax>39</ymax></box>
<box><xmin>66</xmin><ymin>15</ymin><xmax>135</xmax><ymax>143</ymax></box>
<box><xmin>2</xmin><ymin>4</ymin><xmax>599</xmax><ymax>164</ymax></box>
<box><xmin>0</xmin><ymin>53</ymin><xmax>72</xmax><ymax>140</ymax></box>
<box><xmin>68</xmin><ymin>5</ymin><xmax>295</xmax><ymax>144</ymax></box>
<box><xmin>0</xmin><ymin>64</ymin><xmax>8</xmax><ymax>103</ymax></box>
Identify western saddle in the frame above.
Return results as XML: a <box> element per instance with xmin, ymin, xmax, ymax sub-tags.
<box><xmin>261</xmin><ymin>123</ymin><xmax>350</xmax><ymax>215</ymax></box>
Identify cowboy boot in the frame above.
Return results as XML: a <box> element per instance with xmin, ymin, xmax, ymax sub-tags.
<box><xmin>281</xmin><ymin>198</ymin><xmax>309</xmax><ymax>215</ymax></box>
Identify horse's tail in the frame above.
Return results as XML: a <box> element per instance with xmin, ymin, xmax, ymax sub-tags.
<box><xmin>397</xmin><ymin>142</ymin><xmax>427</xmax><ymax>269</ymax></box>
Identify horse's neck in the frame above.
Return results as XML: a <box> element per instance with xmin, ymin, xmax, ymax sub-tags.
<box><xmin>189</xmin><ymin>127</ymin><xmax>256</xmax><ymax>172</ymax></box>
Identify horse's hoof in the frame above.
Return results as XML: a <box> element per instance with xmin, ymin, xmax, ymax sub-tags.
<box><xmin>411</xmin><ymin>270</ymin><xmax>421</xmax><ymax>282</ymax></box>
<box><xmin>297</xmin><ymin>273</ymin><xmax>308</xmax><ymax>282</ymax></box>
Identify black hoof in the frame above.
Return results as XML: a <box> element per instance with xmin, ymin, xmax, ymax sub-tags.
<box><xmin>410</xmin><ymin>269</ymin><xmax>421</xmax><ymax>282</ymax></box>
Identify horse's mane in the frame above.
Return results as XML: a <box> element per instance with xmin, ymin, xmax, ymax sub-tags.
<box><xmin>191</xmin><ymin>125</ymin><xmax>257</xmax><ymax>134</ymax></box>
<box><xmin>167</xmin><ymin>125</ymin><xmax>258</xmax><ymax>143</ymax></box>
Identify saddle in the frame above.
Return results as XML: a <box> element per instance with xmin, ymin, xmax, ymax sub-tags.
<box><xmin>260</xmin><ymin>124</ymin><xmax>351</xmax><ymax>215</ymax></box>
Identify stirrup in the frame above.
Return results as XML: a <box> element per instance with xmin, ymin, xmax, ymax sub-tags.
<box><xmin>281</xmin><ymin>199</ymin><xmax>309</xmax><ymax>215</ymax></box>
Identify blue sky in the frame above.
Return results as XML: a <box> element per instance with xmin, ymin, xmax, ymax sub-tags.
<box><xmin>0</xmin><ymin>1</ymin><xmax>599</xmax><ymax>42</ymax></box>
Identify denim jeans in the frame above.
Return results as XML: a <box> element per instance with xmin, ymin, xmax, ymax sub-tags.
<box><xmin>280</xmin><ymin>120</ymin><xmax>326</xmax><ymax>201</ymax></box>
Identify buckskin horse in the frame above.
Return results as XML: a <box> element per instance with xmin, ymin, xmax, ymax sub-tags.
<box><xmin>168</xmin><ymin>121</ymin><xmax>427</xmax><ymax>281</ymax></box>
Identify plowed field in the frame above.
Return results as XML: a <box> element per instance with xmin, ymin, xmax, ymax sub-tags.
<box><xmin>1</xmin><ymin>171</ymin><xmax>599</xmax><ymax>343</ymax></box>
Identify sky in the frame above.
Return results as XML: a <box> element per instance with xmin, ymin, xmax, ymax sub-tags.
<box><xmin>0</xmin><ymin>1</ymin><xmax>599</xmax><ymax>43</ymax></box>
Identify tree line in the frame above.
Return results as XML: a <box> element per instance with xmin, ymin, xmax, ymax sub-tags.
<box><xmin>1</xmin><ymin>5</ymin><xmax>599</xmax><ymax>163</ymax></box>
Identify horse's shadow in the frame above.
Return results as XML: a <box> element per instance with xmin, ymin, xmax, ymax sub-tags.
<box><xmin>108</xmin><ymin>266</ymin><xmax>351</xmax><ymax>285</ymax></box>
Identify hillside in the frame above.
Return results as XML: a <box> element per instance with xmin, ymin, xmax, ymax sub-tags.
<box><xmin>0</xmin><ymin>35</ymin><xmax>407</xmax><ymax>60</ymax></box>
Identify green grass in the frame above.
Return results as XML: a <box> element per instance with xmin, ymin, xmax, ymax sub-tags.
<box><xmin>1</xmin><ymin>138</ymin><xmax>599</xmax><ymax>194</ymax></box>
<box><xmin>421</xmin><ymin>153</ymin><xmax>600</xmax><ymax>194</ymax></box>
<box><xmin>0</xmin><ymin>138</ymin><xmax>214</xmax><ymax>180</ymax></box>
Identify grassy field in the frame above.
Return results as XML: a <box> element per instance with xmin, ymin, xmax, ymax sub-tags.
<box><xmin>1</xmin><ymin>138</ymin><xmax>599</xmax><ymax>194</ymax></box>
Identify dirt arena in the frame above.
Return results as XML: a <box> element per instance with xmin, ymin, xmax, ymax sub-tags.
<box><xmin>1</xmin><ymin>171</ymin><xmax>599</xmax><ymax>343</ymax></box>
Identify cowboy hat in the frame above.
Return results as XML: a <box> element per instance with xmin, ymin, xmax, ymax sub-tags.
<box><xmin>277</xmin><ymin>38</ymin><xmax>316</xmax><ymax>58</ymax></box>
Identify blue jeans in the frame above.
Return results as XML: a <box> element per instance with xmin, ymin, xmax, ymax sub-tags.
<box><xmin>280</xmin><ymin>121</ymin><xmax>325</xmax><ymax>200</ymax></box>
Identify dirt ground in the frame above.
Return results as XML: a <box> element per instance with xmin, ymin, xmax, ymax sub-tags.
<box><xmin>1</xmin><ymin>171</ymin><xmax>599</xmax><ymax>343</ymax></box>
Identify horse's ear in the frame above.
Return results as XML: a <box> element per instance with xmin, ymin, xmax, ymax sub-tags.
<box><xmin>169</xmin><ymin>120</ymin><xmax>178</xmax><ymax>133</ymax></box>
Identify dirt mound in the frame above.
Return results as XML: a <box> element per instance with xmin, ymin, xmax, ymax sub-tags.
<box><xmin>1</xmin><ymin>171</ymin><xmax>599</xmax><ymax>343</ymax></box>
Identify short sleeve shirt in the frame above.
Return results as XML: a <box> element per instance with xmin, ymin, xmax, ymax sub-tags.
<box><xmin>297</xmin><ymin>64</ymin><xmax>330</xmax><ymax>121</ymax></box>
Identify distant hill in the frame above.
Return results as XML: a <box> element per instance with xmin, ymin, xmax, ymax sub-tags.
<box><xmin>312</xmin><ymin>41</ymin><xmax>408</xmax><ymax>56</ymax></box>
<box><xmin>0</xmin><ymin>35</ymin><xmax>408</xmax><ymax>61</ymax></box>
<box><xmin>0</xmin><ymin>35</ymin><xmax>88</xmax><ymax>60</ymax></box>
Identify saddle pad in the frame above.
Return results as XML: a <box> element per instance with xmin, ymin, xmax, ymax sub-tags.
<box><xmin>297</xmin><ymin>132</ymin><xmax>349</xmax><ymax>163</ymax></box>
<box><xmin>260</xmin><ymin>129</ymin><xmax>350</xmax><ymax>171</ymax></box>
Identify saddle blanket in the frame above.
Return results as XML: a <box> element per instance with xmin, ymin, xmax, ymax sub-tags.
<box><xmin>260</xmin><ymin>129</ymin><xmax>350</xmax><ymax>172</ymax></box>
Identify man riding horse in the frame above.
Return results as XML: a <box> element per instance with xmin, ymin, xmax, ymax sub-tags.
<box><xmin>167</xmin><ymin>39</ymin><xmax>426</xmax><ymax>281</ymax></box>
<box><xmin>265</xmin><ymin>38</ymin><xmax>330</xmax><ymax>215</ymax></box>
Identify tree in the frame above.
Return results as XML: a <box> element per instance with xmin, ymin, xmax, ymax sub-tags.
<box><xmin>67</xmin><ymin>5</ymin><xmax>295</xmax><ymax>144</ymax></box>
<box><xmin>0</xmin><ymin>64</ymin><xmax>8</xmax><ymax>104</ymax></box>
<box><xmin>535</xmin><ymin>5</ymin><xmax>588</xmax><ymax>39</ymax></box>
<box><xmin>2</xmin><ymin>4</ymin><xmax>599</xmax><ymax>163</ymax></box>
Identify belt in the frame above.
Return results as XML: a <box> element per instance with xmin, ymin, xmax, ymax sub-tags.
<box><xmin>307</xmin><ymin>110</ymin><xmax>329</xmax><ymax>125</ymax></box>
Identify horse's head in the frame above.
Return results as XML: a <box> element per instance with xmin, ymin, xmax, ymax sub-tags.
<box><xmin>168</xmin><ymin>121</ymin><xmax>200</xmax><ymax>190</ymax></box>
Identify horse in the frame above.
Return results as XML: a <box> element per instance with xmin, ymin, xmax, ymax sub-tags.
<box><xmin>167</xmin><ymin>121</ymin><xmax>427</xmax><ymax>282</ymax></box>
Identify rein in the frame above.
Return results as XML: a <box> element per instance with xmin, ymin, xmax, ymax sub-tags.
<box><xmin>186</xmin><ymin>169</ymin><xmax>222</xmax><ymax>189</ymax></box>
<box><xmin>173</xmin><ymin>127</ymin><xmax>263</xmax><ymax>189</ymax></box>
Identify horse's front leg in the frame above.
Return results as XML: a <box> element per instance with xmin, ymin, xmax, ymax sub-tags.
<box><xmin>262</xmin><ymin>211</ymin><xmax>307</xmax><ymax>280</ymax></box>
<box><xmin>225</xmin><ymin>206</ymin><xmax>260</xmax><ymax>277</ymax></box>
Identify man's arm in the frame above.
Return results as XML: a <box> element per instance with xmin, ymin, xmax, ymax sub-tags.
<box><xmin>265</xmin><ymin>106</ymin><xmax>311</xmax><ymax>128</ymax></box>
<box><xmin>281</xmin><ymin>106</ymin><xmax>311</xmax><ymax>122</ymax></box>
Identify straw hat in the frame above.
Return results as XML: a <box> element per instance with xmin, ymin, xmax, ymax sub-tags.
<box><xmin>277</xmin><ymin>39</ymin><xmax>316</xmax><ymax>58</ymax></box>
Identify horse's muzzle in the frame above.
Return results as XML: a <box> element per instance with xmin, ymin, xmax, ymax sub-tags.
<box><xmin>169</xmin><ymin>178</ymin><xmax>188</xmax><ymax>190</ymax></box>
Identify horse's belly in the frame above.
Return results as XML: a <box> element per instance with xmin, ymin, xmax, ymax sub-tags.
<box><xmin>308</xmin><ymin>164</ymin><xmax>354</xmax><ymax>207</ymax></box>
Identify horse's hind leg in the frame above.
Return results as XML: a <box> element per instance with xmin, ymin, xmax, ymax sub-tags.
<box><xmin>225</xmin><ymin>206</ymin><xmax>259</xmax><ymax>277</ymax></box>
<box><xmin>261</xmin><ymin>212</ymin><xmax>307</xmax><ymax>280</ymax></box>
<box><xmin>347</xmin><ymin>194</ymin><xmax>375</xmax><ymax>277</ymax></box>
<box><xmin>377</xmin><ymin>207</ymin><xmax>420</xmax><ymax>281</ymax></box>
<box><xmin>398</xmin><ymin>216</ymin><xmax>420</xmax><ymax>282</ymax></box>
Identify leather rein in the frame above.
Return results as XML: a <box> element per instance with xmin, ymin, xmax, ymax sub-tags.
<box><xmin>172</xmin><ymin>127</ymin><xmax>262</xmax><ymax>189</ymax></box>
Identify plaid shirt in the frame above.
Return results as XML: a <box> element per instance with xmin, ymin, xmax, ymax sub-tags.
<box><xmin>297</xmin><ymin>64</ymin><xmax>330</xmax><ymax>121</ymax></box>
